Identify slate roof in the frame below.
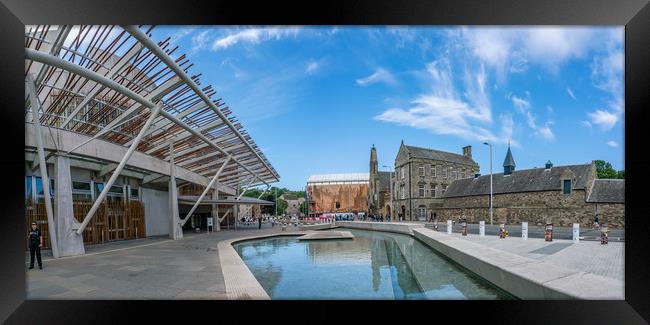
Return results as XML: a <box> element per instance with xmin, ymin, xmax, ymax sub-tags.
<box><xmin>587</xmin><ymin>179</ymin><xmax>625</xmax><ymax>203</ymax></box>
<box><xmin>443</xmin><ymin>163</ymin><xmax>593</xmax><ymax>198</ymax></box>
<box><xmin>378</xmin><ymin>171</ymin><xmax>392</xmax><ymax>192</ymax></box>
<box><xmin>503</xmin><ymin>146</ymin><xmax>516</xmax><ymax>167</ymax></box>
<box><xmin>404</xmin><ymin>145</ymin><xmax>477</xmax><ymax>166</ymax></box>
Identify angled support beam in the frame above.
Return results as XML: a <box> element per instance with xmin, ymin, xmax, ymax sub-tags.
<box><xmin>31</xmin><ymin>151</ymin><xmax>55</xmax><ymax>170</ymax></box>
<box><xmin>60</xmin><ymin>43</ymin><xmax>144</xmax><ymax>129</ymax></box>
<box><xmin>123</xmin><ymin>26</ymin><xmax>279</xmax><ymax>181</ymax></box>
<box><xmin>26</xmin><ymin>47</ymin><xmax>272</xmax><ymax>188</ymax></box>
<box><xmin>219</xmin><ymin>209</ymin><xmax>231</xmax><ymax>223</ymax></box>
<box><xmin>26</xmin><ymin>74</ymin><xmax>60</xmax><ymax>258</ymax></box>
<box><xmin>257</xmin><ymin>184</ymin><xmax>271</xmax><ymax>199</ymax></box>
<box><xmin>180</xmin><ymin>155</ymin><xmax>232</xmax><ymax>227</ymax></box>
<box><xmin>237</xmin><ymin>177</ymin><xmax>256</xmax><ymax>200</ymax></box>
<box><xmin>75</xmin><ymin>104</ymin><xmax>163</xmax><ymax>235</ymax></box>
<box><xmin>98</xmin><ymin>163</ymin><xmax>118</xmax><ymax>178</ymax></box>
<box><xmin>169</xmin><ymin>139</ymin><xmax>181</xmax><ymax>239</ymax></box>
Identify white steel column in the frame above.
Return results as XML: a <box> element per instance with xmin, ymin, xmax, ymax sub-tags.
<box><xmin>169</xmin><ymin>140</ymin><xmax>181</xmax><ymax>239</ymax></box>
<box><xmin>26</xmin><ymin>74</ymin><xmax>60</xmax><ymax>258</ymax></box>
<box><xmin>180</xmin><ymin>155</ymin><xmax>232</xmax><ymax>227</ymax></box>
<box><xmin>75</xmin><ymin>104</ymin><xmax>163</xmax><ymax>235</ymax></box>
<box><xmin>211</xmin><ymin>188</ymin><xmax>220</xmax><ymax>232</ymax></box>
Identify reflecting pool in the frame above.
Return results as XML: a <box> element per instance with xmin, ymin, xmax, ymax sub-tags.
<box><xmin>233</xmin><ymin>228</ymin><xmax>513</xmax><ymax>299</ymax></box>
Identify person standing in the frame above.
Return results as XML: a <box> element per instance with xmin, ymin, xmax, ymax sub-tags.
<box><xmin>27</xmin><ymin>222</ymin><xmax>43</xmax><ymax>270</ymax></box>
<box><xmin>258</xmin><ymin>216</ymin><xmax>262</xmax><ymax>229</ymax></box>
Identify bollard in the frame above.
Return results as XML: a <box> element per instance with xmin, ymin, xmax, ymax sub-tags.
<box><xmin>572</xmin><ymin>223</ymin><xmax>580</xmax><ymax>243</ymax></box>
<box><xmin>522</xmin><ymin>222</ymin><xmax>528</xmax><ymax>240</ymax></box>
<box><xmin>479</xmin><ymin>221</ymin><xmax>485</xmax><ymax>236</ymax></box>
<box><xmin>600</xmin><ymin>224</ymin><xmax>609</xmax><ymax>244</ymax></box>
<box><xmin>544</xmin><ymin>223</ymin><xmax>553</xmax><ymax>242</ymax></box>
<box><xmin>461</xmin><ymin>218</ymin><xmax>468</xmax><ymax>236</ymax></box>
<box><xmin>499</xmin><ymin>223</ymin><xmax>506</xmax><ymax>238</ymax></box>
<box><xmin>447</xmin><ymin>220</ymin><xmax>452</xmax><ymax>234</ymax></box>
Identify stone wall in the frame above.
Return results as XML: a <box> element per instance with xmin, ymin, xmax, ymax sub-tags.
<box><xmin>437</xmin><ymin>190</ymin><xmax>624</xmax><ymax>228</ymax></box>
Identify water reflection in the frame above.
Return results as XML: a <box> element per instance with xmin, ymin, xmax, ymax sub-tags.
<box><xmin>234</xmin><ymin>229</ymin><xmax>511</xmax><ymax>299</ymax></box>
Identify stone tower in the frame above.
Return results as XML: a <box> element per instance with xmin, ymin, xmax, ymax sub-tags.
<box><xmin>368</xmin><ymin>145</ymin><xmax>379</xmax><ymax>214</ymax></box>
<box><xmin>503</xmin><ymin>143</ymin><xmax>516</xmax><ymax>175</ymax></box>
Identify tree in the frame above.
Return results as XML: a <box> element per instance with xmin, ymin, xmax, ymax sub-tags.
<box><xmin>595</xmin><ymin>160</ymin><xmax>624</xmax><ymax>179</ymax></box>
<box><xmin>276</xmin><ymin>199</ymin><xmax>288</xmax><ymax>216</ymax></box>
<box><xmin>299</xmin><ymin>200</ymin><xmax>309</xmax><ymax>215</ymax></box>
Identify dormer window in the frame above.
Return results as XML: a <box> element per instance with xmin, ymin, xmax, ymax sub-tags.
<box><xmin>563</xmin><ymin>179</ymin><xmax>572</xmax><ymax>195</ymax></box>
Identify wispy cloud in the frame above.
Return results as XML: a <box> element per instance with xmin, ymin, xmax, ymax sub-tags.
<box><xmin>374</xmin><ymin>58</ymin><xmax>513</xmax><ymax>145</ymax></box>
<box><xmin>211</xmin><ymin>27</ymin><xmax>300</xmax><ymax>50</ymax></box>
<box><xmin>607</xmin><ymin>140</ymin><xmax>618</xmax><ymax>147</ymax></box>
<box><xmin>356</xmin><ymin>68</ymin><xmax>397</xmax><ymax>87</ymax></box>
<box><xmin>509</xmin><ymin>93</ymin><xmax>555</xmax><ymax>141</ymax></box>
<box><xmin>587</xmin><ymin>110</ymin><xmax>618</xmax><ymax>131</ymax></box>
<box><xmin>191</xmin><ymin>30</ymin><xmax>212</xmax><ymax>54</ymax></box>
<box><xmin>306</xmin><ymin>60</ymin><xmax>321</xmax><ymax>75</ymax></box>
<box><xmin>567</xmin><ymin>87</ymin><xmax>577</xmax><ymax>100</ymax></box>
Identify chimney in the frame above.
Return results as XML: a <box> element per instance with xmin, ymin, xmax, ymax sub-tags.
<box><xmin>462</xmin><ymin>145</ymin><xmax>472</xmax><ymax>158</ymax></box>
<box><xmin>545</xmin><ymin>160</ymin><xmax>553</xmax><ymax>170</ymax></box>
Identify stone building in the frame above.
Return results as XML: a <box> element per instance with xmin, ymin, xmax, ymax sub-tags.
<box><xmin>280</xmin><ymin>193</ymin><xmax>306</xmax><ymax>217</ymax></box>
<box><xmin>392</xmin><ymin>141</ymin><xmax>480</xmax><ymax>221</ymax></box>
<box><xmin>439</xmin><ymin>147</ymin><xmax>625</xmax><ymax>228</ymax></box>
<box><xmin>367</xmin><ymin>145</ymin><xmax>392</xmax><ymax>216</ymax></box>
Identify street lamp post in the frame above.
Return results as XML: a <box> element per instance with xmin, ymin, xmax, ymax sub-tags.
<box><xmin>483</xmin><ymin>142</ymin><xmax>493</xmax><ymax>225</ymax></box>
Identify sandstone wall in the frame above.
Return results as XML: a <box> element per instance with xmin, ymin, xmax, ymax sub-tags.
<box><xmin>437</xmin><ymin>190</ymin><xmax>624</xmax><ymax>228</ymax></box>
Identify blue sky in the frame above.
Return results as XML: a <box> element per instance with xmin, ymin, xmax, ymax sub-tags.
<box><xmin>151</xmin><ymin>26</ymin><xmax>624</xmax><ymax>191</ymax></box>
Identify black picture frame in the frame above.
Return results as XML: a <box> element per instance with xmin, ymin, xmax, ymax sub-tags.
<box><xmin>1</xmin><ymin>0</ymin><xmax>648</xmax><ymax>323</ymax></box>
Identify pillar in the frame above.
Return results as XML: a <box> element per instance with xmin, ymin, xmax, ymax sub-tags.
<box><xmin>212</xmin><ymin>187</ymin><xmax>220</xmax><ymax>231</ymax></box>
<box><xmin>54</xmin><ymin>154</ymin><xmax>85</xmax><ymax>256</ymax></box>
<box><xmin>168</xmin><ymin>141</ymin><xmax>182</xmax><ymax>239</ymax></box>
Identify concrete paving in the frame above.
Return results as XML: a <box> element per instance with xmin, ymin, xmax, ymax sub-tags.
<box><xmin>25</xmin><ymin>223</ymin><xmax>300</xmax><ymax>299</ymax></box>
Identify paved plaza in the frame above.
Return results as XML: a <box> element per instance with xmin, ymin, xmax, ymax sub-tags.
<box><xmin>25</xmin><ymin>221</ymin><xmax>624</xmax><ymax>299</ymax></box>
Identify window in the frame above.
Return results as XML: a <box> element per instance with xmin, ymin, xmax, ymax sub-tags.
<box><xmin>72</xmin><ymin>181</ymin><xmax>92</xmax><ymax>201</ymax></box>
<box><xmin>442</xmin><ymin>166</ymin><xmax>447</xmax><ymax>179</ymax></box>
<box><xmin>129</xmin><ymin>187</ymin><xmax>139</xmax><ymax>200</ymax></box>
<box><xmin>25</xmin><ymin>176</ymin><xmax>33</xmax><ymax>202</ymax></box>
<box><xmin>432</xmin><ymin>184</ymin><xmax>437</xmax><ymax>198</ymax></box>
<box><xmin>563</xmin><ymin>179</ymin><xmax>572</xmax><ymax>195</ymax></box>
<box><xmin>431</xmin><ymin>165</ymin><xmax>436</xmax><ymax>178</ymax></box>
<box><xmin>400</xmin><ymin>185</ymin><xmax>405</xmax><ymax>199</ymax></box>
<box><xmin>418</xmin><ymin>206</ymin><xmax>427</xmax><ymax>220</ymax></box>
<box><xmin>34</xmin><ymin>177</ymin><xmax>54</xmax><ymax>197</ymax></box>
<box><xmin>401</xmin><ymin>166</ymin><xmax>405</xmax><ymax>179</ymax></box>
<box><xmin>419</xmin><ymin>166</ymin><xmax>425</xmax><ymax>176</ymax></box>
<box><xmin>442</xmin><ymin>185</ymin><xmax>447</xmax><ymax>195</ymax></box>
<box><xmin>418</xmin><ymin>184</ymin><xmax>425</xmax><ymax>197</ymax></box>
<box><xmin>460</xmin><ymin>170</ymin><xmax>465</xmax><ymax>179</ymax></box>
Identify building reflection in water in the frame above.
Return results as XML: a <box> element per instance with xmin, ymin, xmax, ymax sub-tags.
<box><xmin>235</xmin><ymin>229</ymin><xmax>510</xmax><ymax>299</ymax></box>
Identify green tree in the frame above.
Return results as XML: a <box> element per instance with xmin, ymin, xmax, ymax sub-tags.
<box><xmin>299</xmin><ymin>200</ymin><xmax>309</xmax><ymax>215</ymax></box>
<box><xmin>595</xmin><ymin>160</ymin><xmax>624</xmax><ymax>179</ymax></box>
<box><xmin>276</xmin><ymin>199</ymin><xmax>288</xmax><ymax>215</ymax></box>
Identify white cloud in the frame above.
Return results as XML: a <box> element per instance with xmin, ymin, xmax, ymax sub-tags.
<box><xmin>587</xmin><ymin>110</ymin><xmax>618</xmax><ymax>130</ymax></box>
<box><xmin>607</xmin><ymin>140</ymin><xmax>618</xmax><ymax>147</ymax></box>
<box><xmin>581</xmin><ymin>120</ymin><xmax>592</xmax><ymax>128</ymax></box>
<box><xmin>567</xmin><ymin>87</ymin><xmax>577</xmax><ymax>100</ymax></box>
<box><xmin>211</xmin><ymin>27</ymin><xmax>300</xmax><ymax>50</ymax></box>
<box><xmin>388</xmin><ymin>27</ymin><xmax>417</xmax><ymax>48</ymax></box>
<box><xmin>306</xmin><ymin>60</ymin><xmax>320</xmax><ymax>75</ymax></box>
<box><xmin>374</xmin><ymin>59</ymin><xmax>511</xmax><ymax>145</ymax></box>
<box><xmin>509</xmin><ymin>93</ymin><xmax>554</xmax><ymax>141</ymax></box>
<box><xmin>191</xmin><ymin>30</ymin><xmax>211</xmax><ymax>53</ymax></box>
<box><xmin>356</xmin><ymin>68</ymin><xmax>397</xmax><ymax>86</ymax></box>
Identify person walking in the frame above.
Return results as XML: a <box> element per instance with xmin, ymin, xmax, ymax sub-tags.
<box><xmin>27</xmin><ymin>222</ymin><xmax>43</xmax><ymax>270</ymax></box>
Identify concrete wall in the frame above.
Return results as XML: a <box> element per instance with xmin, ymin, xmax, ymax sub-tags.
<box><xmin>142</xmin><ymin>187</ymin><xmax>170</xmax><ymax>237</ymax></box>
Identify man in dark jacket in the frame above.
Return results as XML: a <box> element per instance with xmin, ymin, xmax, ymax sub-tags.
<box><xmin>28</xmin><ymin>222</ymin><xmax>43</xmax><ymax>269</ymax></box>
<box><xmin>258</xmin><ymin>216</ymin><xmax>262</xmax><ymax>229</ymax></box>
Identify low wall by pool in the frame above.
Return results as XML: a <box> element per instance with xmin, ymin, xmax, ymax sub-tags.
<box><xmin>337</xmin><ymin>221</ymin><xmax>623</xmax><ymax>299</ymax></box>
